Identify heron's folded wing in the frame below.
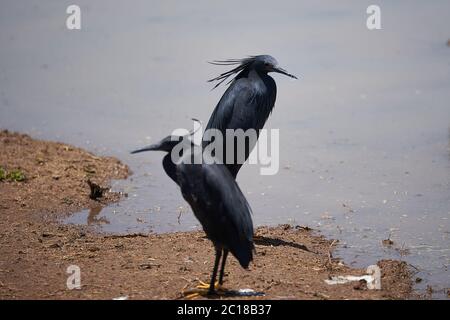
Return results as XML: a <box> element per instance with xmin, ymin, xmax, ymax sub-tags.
<box><xmin>203</xmin><ymin>79</ymin><xmax>257</xmax><ymax>137</ymax></box>
<box><xmin>202</xmin><ymin>164</ymin><xmax>254</xmax><ymax>245</ymax></box>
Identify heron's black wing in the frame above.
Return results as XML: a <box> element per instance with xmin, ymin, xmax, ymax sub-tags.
<box><xmin>203</xmin><ymin>77</ymin><xmax>277</xmax><ymax>178</ymax></box>
<box><xmin>204</xmin><ymin>79</ymin><xmax>258</xmax><ymax>136</ymax></box>
<box><xmin>202</xmin><ymin>164</ymin><xmax>254</xmax><ymax>267</ymax></box>
<box><xmin>178</xmin><ymin>163</ymin><xmax>254</xmax><ymax>268</ymax></box>
<box><xmin>202</xmin><ymin>79</ymin><xmax>263</xmax><ymax>177</ymax></box>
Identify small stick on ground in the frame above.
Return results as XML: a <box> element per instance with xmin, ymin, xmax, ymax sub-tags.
<box><xmin>103</xmin><ymin>233</ymin><xmax>148</xmax><ymax>239</ymax></box>
<box><xmin>327</xmin><ymin>239</ymin><xmax>338</xmax><ymax>271</ymax></box>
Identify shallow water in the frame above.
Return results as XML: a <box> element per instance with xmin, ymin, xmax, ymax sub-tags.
<box><xmin>1</xmin><ymin>1</ymin><xmax>449</xmax><ymax>298</ymax></box>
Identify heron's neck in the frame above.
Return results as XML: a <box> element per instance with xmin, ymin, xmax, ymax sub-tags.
<box><xmin>248</xmin><ymin>69</ymin><xmax>268</xmax><ymax>93</ymax></box>
<box><xmin>162</xmin><ymin>153</ymin><xmax>178</xmax><ymax>185</ymax></box>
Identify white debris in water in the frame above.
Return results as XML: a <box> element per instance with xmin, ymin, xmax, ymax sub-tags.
<box><xmin>113</xmin><ymin>296</ymin><xmax>128</xmax><ymax>300</ymax></box>
<box><xmin>325</xmin><ymin>275</ymin><xmax>376</xmax><ymax>288</ymax></box>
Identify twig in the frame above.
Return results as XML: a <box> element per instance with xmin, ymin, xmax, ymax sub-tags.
<box><xmin>103</xmin><ymin>233</ymin><xmax>148</xmax><ymax>239</ymax></box>
<box><xmin>177</xmin><ymin>210</ymin><xmax>183</xmax><ymax>225</ymax></box>
<box><xmin>327</xmin><ymin>240</ymin><xmax>338</xmax><ymax>271</ymax></box>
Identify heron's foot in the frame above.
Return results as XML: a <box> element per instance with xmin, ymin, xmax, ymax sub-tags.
<box><xmin>183</xmin><ymin>280</ymin><xmax>227</xmax><ymax>299</ymax></box>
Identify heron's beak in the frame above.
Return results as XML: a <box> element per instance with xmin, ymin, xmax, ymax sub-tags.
<box><xmin>273</xmin><ymin>67</ymin><xmax>298</xmax><ymax>79</ymax></box>
<box><xmin>130</xmin><ymin>143</ymin><xmax>162</xmax><ymax>154</ymax></box>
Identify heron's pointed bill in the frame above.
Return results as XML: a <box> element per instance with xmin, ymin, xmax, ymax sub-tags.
<box><xmin>273</xmin><ymin>67</ymin><xmax>298</xmax><ymax>79</ymax></box>
<box><xmin>130</xmin><ymin>143</ymin><xmax>161</xmax><ymax>154</ymax></box>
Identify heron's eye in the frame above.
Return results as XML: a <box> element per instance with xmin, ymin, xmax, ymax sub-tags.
<box><xmin>264</xmin><ymin>62</ymin><xmax>270</xmax><ymax>67</ymax></box>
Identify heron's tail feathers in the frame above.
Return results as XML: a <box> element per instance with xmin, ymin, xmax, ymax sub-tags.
<box><xmin>230</xmin><ymin>240</ymin><xmax>254</xmax><ymax>269</ymax></box>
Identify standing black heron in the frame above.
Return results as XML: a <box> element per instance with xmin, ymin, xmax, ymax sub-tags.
<box><xmin>203</xmin><ymin>55</ymin><xmax>297</xmax><ymax>178</ymax></box>
<box><xmin>131</xmin><ymin>130</ymin><xmax>254</xmax><ymax>296</ymax></box>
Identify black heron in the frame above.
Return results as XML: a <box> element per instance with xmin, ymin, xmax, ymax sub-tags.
<box><xmin>131</xmin><ymin>130</ymin><xmax>254</xmax><ymax>296</ymax></box>
<box><xmin>203</xmin><ymin>55</ymin><xmax>297</xmax><ymax>178</ymax></box>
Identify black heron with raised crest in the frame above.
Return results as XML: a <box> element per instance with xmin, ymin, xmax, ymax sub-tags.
<box><xmin>203</xmin><ymin>55</ymin><xmax>297</xmax><ymax>178</ymax></box>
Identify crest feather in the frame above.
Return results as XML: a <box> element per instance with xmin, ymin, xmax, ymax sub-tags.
<box><xmin>207</xmin><ymin>56</ymin><xmax>257</xmax><ymax>89</ymax></box>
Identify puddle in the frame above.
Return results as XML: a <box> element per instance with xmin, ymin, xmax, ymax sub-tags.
<box><xmin>65</xmin><ymin>204</ymin><xmax>109</xmax><ymax>227</ymax></box>
<box><xmin>1</xmin><ymin>1</ymin><xmax>449</xmax><ymax>298</ymax></box>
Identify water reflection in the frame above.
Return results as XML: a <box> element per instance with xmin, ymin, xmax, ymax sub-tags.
<box><xmin>87</xmin><ymin>205</ymin><xmax>109</xmax><ymax>225</ymax></box>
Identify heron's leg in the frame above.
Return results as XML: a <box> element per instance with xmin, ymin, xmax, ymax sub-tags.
<box><xmin>208</xmin><ymin>248</ymin><xmax>222</xmax><ymax>295</ymax></box>
<box><xmin>182</xmin><ymin>248</ymin><xmax>224</xmax><ymax>299</ymax></box>
<box><xmin>218</xmin><ymin>249</ymin><xmax>229</xmax><ymax>285</ymax></box>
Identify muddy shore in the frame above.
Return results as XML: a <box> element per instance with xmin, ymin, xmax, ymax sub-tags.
<box><xmin>0</xmin><ymin>130</ymin><xmax>413</xmax><ymax>299</ymax></box>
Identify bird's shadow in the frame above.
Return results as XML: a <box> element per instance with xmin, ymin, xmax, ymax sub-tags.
<box><xmin>199</xmin><ymin>234</ymin><xmax>314</xmax><ymax>253</ymax></box>
<box><xmin>253</xmin><ymin>235</ymin><xmax>313</xmax><ymax>253</ymax></box>
<box><xmin>206</xmin><ymin>290</ymin><xmax>265</xmax><ymax>299</ymax></box>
